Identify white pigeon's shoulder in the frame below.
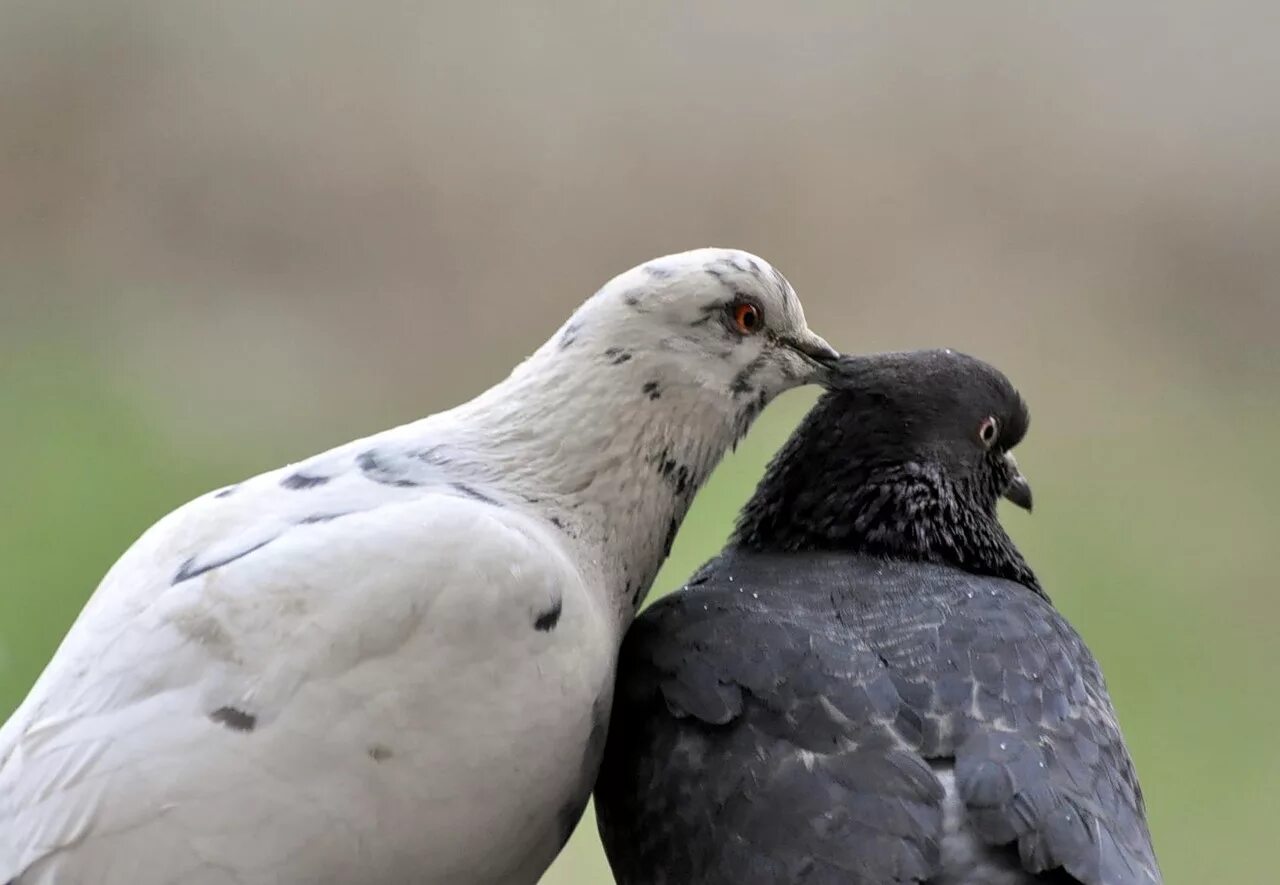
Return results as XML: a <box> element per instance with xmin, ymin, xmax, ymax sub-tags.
<box><xmin>0</xmin><ymin>429</ymin><xmax>607</xmax><ymax>884</ymax></box>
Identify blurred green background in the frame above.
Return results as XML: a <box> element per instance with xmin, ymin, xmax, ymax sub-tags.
<box><xmin>2</xmin><ymin>2</ymin><xmax>1277</xmax><ymax>882</ymax></box>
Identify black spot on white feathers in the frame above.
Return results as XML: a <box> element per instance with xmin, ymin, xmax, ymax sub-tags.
<box><xmin>174</xmin><ymin>537</ymin><xmax>276</xmax><ymax>585</ymax></box>
<box><xmin>674</xmin><ymin>466</ymin><xmax>691</xmax><ymax>497</ymax></box>
<box><xmin>209</xmin><ymin>706</ymin><xmax>256</xmax><ymax>732</ymax></box>
<box><xmin>643</xmin><ymin>263</ymin><xmax>674</xmax><ymax>280</ymax></box>
<box><xmin>730</xmin><ymin>351</ymin><xmax>771</xmax><ymax>398</ymax></box>
<box><xmin>358</xmin><ymin>450</ymin><xmax>421</xmax><ymax>488</ymax></box>
<box><xmin>452</xmin><ymin>482</ymin><xmax>500</xmax><ymax>506</ymax></box>
<box><xmin>604</xmin><ymin>347</ymin><xmax>632</xmax><ymax>365</ymax></box>
<box><xmin>642</xmin><ymin>381</ymin><xmax>661</xmax><ymax>400</ymax></box>
<box><xmin>656</xmin><ymin>454</ymin><xmax>691</xmax><ymax>497</ymax></box>
<box><xmin>281</xmin><ymin>471</ymin><xmax>330</xmax><ymax>490</ymax></box>
<box><xmin>534</xmin><ymin>599</ymin><xmax>563</xmax><ymax>631</ymax></box>
<box><xmin>734</xmin><ymin>388</ymin><xmax>770</xmax><ymax>436</ymax></box>
<box><xmin>299</xmin><ymin>512</ymin><xmax>348</xmax><ymax>525</ymax></box>
<box><xmin>559</xmin><ymin>320</ymin><xmax>583</xmax><ymax>349</ymax></box>
<box><xmin>213</xmin><ymin>485</ymin><xmax>239</xmax><ymax>498</ymax></box>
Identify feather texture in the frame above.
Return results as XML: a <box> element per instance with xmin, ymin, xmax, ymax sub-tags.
<box><xmin>596</xmin><ymin>553</ymin><xmax>1159</xmax><ymax>885</ymax></box>
<box><xmin>596</xmin><ymin>352</ymin><xmax>1159</xmax><ymax>885</ymax></box>
<box><xmin>1</xmin><ymin>248</ymin><xmax>834</xmax><ymax>884</ymax></box>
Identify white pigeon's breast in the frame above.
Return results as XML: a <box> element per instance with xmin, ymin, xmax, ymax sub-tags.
<box><xmin>0</xmin><ymin>431</ymin><xmax>618</xmax><ymax>885</ymax></box>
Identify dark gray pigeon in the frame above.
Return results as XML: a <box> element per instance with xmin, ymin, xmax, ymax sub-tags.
<box><xmin>594</xmin><ymin>349</ymin><xmax>1160</xmax><ymax>885</ymax></box>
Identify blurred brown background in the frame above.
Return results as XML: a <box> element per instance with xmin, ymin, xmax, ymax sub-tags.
<box><xmin>2</xmin><ymin>2</ymin><xmax>1276</xmax><ymax>882</ymax></box>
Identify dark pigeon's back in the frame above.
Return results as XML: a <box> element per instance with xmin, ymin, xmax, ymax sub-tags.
<box><xmin>595</xmin><ymin>549</ymin><xmax>1159</xmax><ymax>885</ymax></box>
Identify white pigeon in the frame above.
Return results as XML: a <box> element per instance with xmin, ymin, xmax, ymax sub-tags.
<box><xmin>0</xmin><ymin>248</ymin><xmax>838</xmax><ymax>885</ymax></box>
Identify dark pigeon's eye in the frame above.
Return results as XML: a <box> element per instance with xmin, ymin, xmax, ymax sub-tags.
<box><xmin>731</xmin><ymin>302</ymin><xmax>762</xmax><ymax>335</ymax></box>
<box><xmin>978</xmin><ymin>416</ymin><xmax>999</xmax><ymax>448</ymax></box>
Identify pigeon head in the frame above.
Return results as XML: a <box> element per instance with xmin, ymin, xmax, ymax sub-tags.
<box><xmin>565</xmin><ymin>248</ymin><xmax>838</xmax><ymax>411</ymax></box>
<box><xmin>734</xmin><ymin>349</ymin><xmax>1040</xmax><ymax>593</ymax></box>
<box><xmin>457</xmin><ymin>248</ymin><xmax>837</xmax><ymax>610</ymax></box>
<box><xmin>828</xmin><ymin>349</ymin><xmax>1033</xmax><ymax>513</ymax></box>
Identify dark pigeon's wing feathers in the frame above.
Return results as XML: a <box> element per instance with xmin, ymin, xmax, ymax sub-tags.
<box><xmin>595</xmin><ymin>551</ymin><xmax>1159</xmax><ymax>885</ymax></box>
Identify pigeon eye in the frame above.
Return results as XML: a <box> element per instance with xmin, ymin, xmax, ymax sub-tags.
<box><xmin>978</xmin><ymin>416</ymin><xmax>999</xmax><ymax>448</ymax></box>
<box><xmin>731</xmin><ymin>302</ymin><xmax>762</xmax><ymax>335</ymax></box>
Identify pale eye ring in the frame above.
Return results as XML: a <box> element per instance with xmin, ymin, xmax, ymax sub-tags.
<box><xmin>978</xmin><ymin>416</ymin><xmax>1000</xmax><ymax>448</ymax></box>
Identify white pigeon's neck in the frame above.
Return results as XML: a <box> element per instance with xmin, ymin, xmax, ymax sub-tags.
<box><xmin>440</xmin><ymin>329</ymin><xmax>744</xmax><ymax>627</ymax></box>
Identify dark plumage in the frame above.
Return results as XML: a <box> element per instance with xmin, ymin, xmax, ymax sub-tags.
<box><xmin>595</xmin><ymin>350</ymin><xmax>1159</xmax><ymax>885</ymax></box>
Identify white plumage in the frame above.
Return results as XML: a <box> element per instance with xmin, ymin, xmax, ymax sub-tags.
<box><xmin>0</xmin><ymin>248</ymin><xmax>835</xmax><ymax>884</ymax></box>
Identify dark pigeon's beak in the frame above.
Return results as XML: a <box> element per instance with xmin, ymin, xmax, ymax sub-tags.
<box><xmin>783</xmin><ymin>330</ymin><xmax>840</xmax><ymax>380</ymax></box>
<box><xmin>1003</xmin><ymin>453</ymin><xmax>1033</xmax><ymax>512</ymax></box>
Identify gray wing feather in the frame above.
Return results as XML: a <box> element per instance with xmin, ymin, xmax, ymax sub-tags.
<box><xmin>595</xmin><ymin>551</ymin><xmax>1159</xmax><ymax>885</ymax></box>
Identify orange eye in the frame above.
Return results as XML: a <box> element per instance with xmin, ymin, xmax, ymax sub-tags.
<box><xmin>732</xmin><ymin>302</ymin><xmax>762</xmax><ymax>334</ymax></box>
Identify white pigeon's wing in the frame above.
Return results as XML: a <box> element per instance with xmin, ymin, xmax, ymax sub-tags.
<box><xmin>1</xmin><ymin>472</ymin><xmax>612</xmax><ymax>885</ymax></box>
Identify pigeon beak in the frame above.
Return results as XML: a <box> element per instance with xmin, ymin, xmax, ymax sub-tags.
<box><xmin>1002</xmin><ymin>453</ymin><xmax>1033</xmax><ymax>512</ymax></box>
<box><xmin>784</xmin><ymin>330</ymin><xmax>840</xmax><ymax>380</ymax></box>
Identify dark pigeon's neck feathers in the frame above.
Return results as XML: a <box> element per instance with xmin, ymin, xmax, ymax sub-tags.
<box><xmin>733</xmin><ymin>395</ymin><xmax>1042</xmax><ymax>596</ymax></box>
